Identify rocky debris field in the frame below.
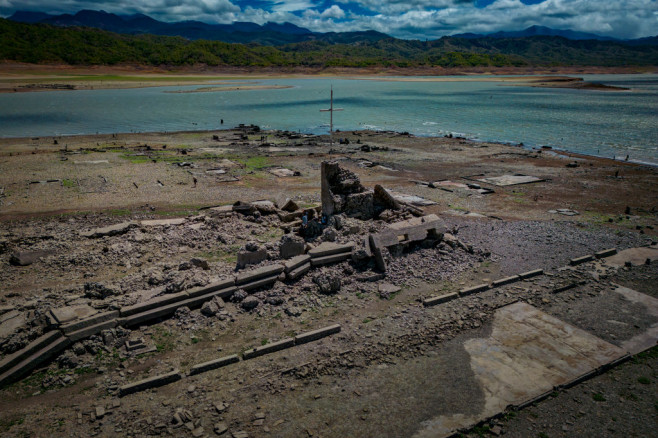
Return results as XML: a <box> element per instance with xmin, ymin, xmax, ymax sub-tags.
<box><xmin>0</xmin><ymin>128</ymin><xmax>657</xmax><ymax>437</ymax></box>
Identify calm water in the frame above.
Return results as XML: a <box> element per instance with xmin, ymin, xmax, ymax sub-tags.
<box><xmin>1</xmin><ymin>74</ymin><xmax>656</xmax><ymax>164</ymax></box>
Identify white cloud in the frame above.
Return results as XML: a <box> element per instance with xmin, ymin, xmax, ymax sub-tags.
<box><xmin>1</xmin><ymin>0</ymin><xmax>657</xmax><ymax>39</ymax></box>
<box><xmin>320</xmin><ymin>4</ymin><xmax>345</xmax><ymax>19</ymax></box>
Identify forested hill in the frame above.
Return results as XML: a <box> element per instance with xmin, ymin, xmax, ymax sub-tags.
<box><xmin>1</xmin><ymin>18</ymin><xmax>657</xmax><ymax>68</ymax></box>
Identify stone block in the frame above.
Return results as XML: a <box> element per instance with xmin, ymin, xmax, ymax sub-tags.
<box><xmin>237</xmin><ymin>247</ymin><xmax>267</xmax><ymax>269</ymax></box>
<box><xmin>239</xmin><ymin>275</ymin><xmax>279</xmax><ymax>292</ymax></box>
<box><xmin>140</xmin><ymin>218</ymin><xmax>186</xmax><ymax>227</ymax></box>
<box><xmin>423</xmin><ymin>292</ymin><xmax>458</xmax><ymax>307</ymax></box>
<box><xmin>119</xmin><ymin>370</ymin><xmax>182</xmax><ymax>397</ymax></box>
<box><xmin>492</xmin><ymin>275</ymin><xmax>520</xmax><ymax>288</ymax></box>
<box><xmin>284</xmin><ymin>255</ymin><xmax>312</xmax><ymax>273</ymax></box>
<box><xmin>0</xmin><ymin>330</ymin><xmax>62</xmax><ymax>375</ymax></box>
<box><xmin>236</xmin><ymin>264</ymin><xmax>284</xmax><ymax>286</ymax></box>
<box><xmin>67</xmin><ymin>319</ymin><xmax>118</xmax><ymax>343</ymax></box>
<box><xmin>60</xmin><ymin>310</ymin><xmax>119</xmax><ymax>335</ymax></box>
<box><xmin>459</xmin><ymin>284</ymin><xmax>489</xmax><ymax>296</ymax></box>
<box><xmin>0</xmin><ymin>336</ymin><xmax>71</xmax><ymax>387</ymax></box>
<box><xmin>120</xmin><ymin>292</ymin><xmax>190</xmax><ymax>317</ymax></box>
<box><xmin>278</xmin><ymin>211</ymin><xmax>303</xmax><ymax>223</ymax></box>
<box><xmin>570</xmin><ymin>255</ymin><xmax>594</xmax><ymax>266</ymax></box>
<box><xmin>294</xmin><ymin>324</ymin><xmax>341</xmax><ymax>345</ymax></box>
<box><xmin>595</xmin><ymin>248</ymin><xmax>617</xmax><ymax>259</ymax></box>
<box><xmin>189</xmin><ymin>354</ymin><xmax>240</xmax><ymax>375</ymax></box>
<box><xmin>308</xmin><ymin>242</ymin><xmax>354</xmax><ymax>258</ymax></box>
<box><xmin>186</xmin><ymin>278</ymin><xmax>236</xmax><ymax>297</ymax></box>
<box><xmin>310</xmin><ymin>252</ymin><xmax>352</xmax><ymax>267</ymax></box>
<box><xmin>519</xmin><ymin>269</ymin><xmax>544</xmax><ymax>280</ymax></box>
<box><xmin>50</xmin><ymin>304</ymin><xmax>98</xmax><ymax>325</ymax></box>
<box><xmin>80</xmin><ymin>221</ymin><xmax>137</xmax><ymax>238</ymax></box>
<box><xmin>243</xmin><ymin>338</ymin><xmax>295</xmax><ymax>360</ymax></box>
<box><xmin>286</xmin><ymin>263</ymin><xmax>311</xmax><ymax>281</ymax></box>
<box><xmin>9</xmin><ymin>249</ymin><xmax>56</xmax><ymax>266</ymax></box>
<box><xmin>280</xmin><ymin>234</ymin><xmax>306</xmax><ymax>259</ymax></box>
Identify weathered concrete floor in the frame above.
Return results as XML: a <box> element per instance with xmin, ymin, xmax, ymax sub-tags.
<box><xmin>414</xmin><ymin>302</ymin><xmax>627</xmax><ymax>437</ymax></box>
<box><xmin>266</xmin><ymin>292</ymin><xmax>655</xmax><ymax>438</ymax></box>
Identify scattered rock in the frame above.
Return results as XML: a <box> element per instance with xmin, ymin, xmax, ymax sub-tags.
<box><xmin>313</xmin><ymin>274</ymin><xmax>341</xmax><ymax>295</ymax></box>
<box><xmin>201</xmin><ymin>296</ymin><xmax>225</xmax><ymax>317</ymax></box>
<box><xmin>241</xmin><ymin>296</ymin><xmax>260</xmax><ymax>311</ymax></box>
<box><xmin>214</xmin><ymin>422</ymin><xmax>229</xmax><ymax>435</ymax></box>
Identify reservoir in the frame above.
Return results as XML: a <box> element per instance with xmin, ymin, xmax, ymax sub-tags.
<box><xmin>1</xmin><ymin>74</ymin><xmax>656</xmax><ymax>164</ymax></box>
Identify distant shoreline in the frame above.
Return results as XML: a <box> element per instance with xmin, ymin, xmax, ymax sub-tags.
<box><xmin>0</xmin><ymin>62</ymin><xmax>654</xmax><ymax>93</ymax></box>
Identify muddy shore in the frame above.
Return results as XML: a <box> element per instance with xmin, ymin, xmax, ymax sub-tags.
<box><xmin>0</xmin><ymin>127</ymin><xmax>656</xmax><ymax>437</ymax></box>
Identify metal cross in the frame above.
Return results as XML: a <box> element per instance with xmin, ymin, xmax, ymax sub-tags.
<box><xmin>320</xmin><ymin>86</ymin><xmax>343</xmax><ymax>143</ymax></box>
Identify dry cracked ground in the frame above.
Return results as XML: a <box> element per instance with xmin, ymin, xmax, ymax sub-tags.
<box><xmin>0</xmin><ymin>128</ymin><xmax>657</xmax><ymax>437</ymax></box>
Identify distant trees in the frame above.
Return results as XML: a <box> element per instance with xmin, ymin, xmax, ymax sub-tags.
<box><xmin>1</xmin><ymin>18</ymin><xmax>656</xmax><ymax>68</ymax></box>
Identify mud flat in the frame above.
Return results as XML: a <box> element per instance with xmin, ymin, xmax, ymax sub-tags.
<box><xmin>0</xmin><ymin>127</ymin><xmax>656</xmax><ymax>437</ymax></box>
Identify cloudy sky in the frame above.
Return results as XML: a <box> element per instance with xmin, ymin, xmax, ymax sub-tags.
<box><xmin>1</xmin><ymin>0</ymin><xmax>657</xmax><ymax>39</ymax></box>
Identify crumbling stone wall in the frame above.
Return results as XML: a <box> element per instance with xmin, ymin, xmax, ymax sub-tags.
<box><xmin>321</xmin><ymin>161</ymin><xmax>374</xmax><ymax>219</ymax></box>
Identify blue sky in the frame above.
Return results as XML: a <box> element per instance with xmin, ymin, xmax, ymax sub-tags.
<box><xmin>1</xmin><ymin>0</ymin><xmax>657</xmax><ymax>39</ymax></box>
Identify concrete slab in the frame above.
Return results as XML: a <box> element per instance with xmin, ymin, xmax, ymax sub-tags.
<box><xmin>284</xmin><ymin>255</ymin><xmax>311</xmax><ymax>274</ymax></box>
<box><xmin>286</xmin><ymin>263</ymin><xmax>311</xmax><ymax>280</ymax></box>
<box><xmin>388</xmin><ymin>191</ymin><xmax>437</xmax><ymax>206</ymax></box>
<box><xmin>140</xmin><ymin>218</ymin><xmax>187</xmax><ymax>227</ymax></box>
<box><xmin>119</xmin><ymin>370</ymin><xmax>182</xmax><ymax>397</ymax></box>
<box><xmin>0</xmin><ymin>311</ymin><xmax>25</xmax><ymax>339</ymax></box>
<box><xmin>120</xmin><ymin>292</ymin><xmax>190</xmax><ymax>317</ymax></box>
<box><xmin>476</xmin><ymin>174</ymin><xmax>544</xmax><ymax>186</ymax></box>
<box><xmin>243</xmin><ymin>338</ymin><xmax>295</xmax><ymax>360</ymax></box>
<box><xmin>190</xmin><ymin>354</ymin><xmax>240</xmax><ymax>375</ymax></box>
<box><xmin>413</xmin><ymin>302</ymin><xmax>627</xmax><ymax>438</ymax></box>
<box><xmin>308</xmin><ymin>242</ymin><xmax>354</xmax><ymax>258</ymax></box>
<box><xmin>294</xmin><ymin>324</ymin><xmax>341</xmax><ymax>345</ymax></box>
<box><xmin>310</xmin><ymin>253</ymin><xmax>352</xmax><ymax>267</ymax></box>
<box><xmin>80</xmin><ymin>221</ymin><xmax>137</xmax><ymax>238</ymax></box>
<box><xmin>423</xmin><ymin>293</ymin><xmax>458</xmax><ymax>307</ymax></box>
<box><xmin>600</xmin><ymin>246</ymin><xmax>658</xmax><ymax>267</ymax></box>
<box><xmin>50</xmin><ymin>305</ymin><xmax>98</xmax><ymax>325</ymax></box>
<box><xmin>60</xmin><ymin>310</ymin><xmax>119</xmax><ymax>335</ymax></box>
<box><xmin>235</xmin><ymin>264</ymin><xmax>284</xmax><ymax>286</ymax></box>
<box><xmin>613</xmin><ymin>285</ymin><xmax>658</xmax><ymax>355</ymax></box>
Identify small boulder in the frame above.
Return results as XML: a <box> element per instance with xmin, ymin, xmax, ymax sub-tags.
<box><xmin>201</xmin><ymin>296</ymin><xmax>225</xmax><ymax>317</ymax></box>
<box><xmin>241</xmin><ymin>296</ymin><xmax>260</xmax><ymax>311</ymax></box>
<box><xmin>313</xmin><ymin>274</ymin><xmax>341</xmax><ymax>295</ymax></box>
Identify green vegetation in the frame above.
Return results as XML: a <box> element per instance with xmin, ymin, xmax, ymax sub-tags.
<box><xmin>637</xmin><ymin>376</ymin><xmax>651</xmax><ymax>384</ymax></box>
<box><xmin>61</xmin><ymin>178</ymin><xmax>76</xmax><ymax>188</ymax></box>
<box><xmin>152</xmin><ymin>326</ymin><xmax>175</xmax><ymax>352</ymax></box>
<box><xmin>592</xmin><ymin>392</ymin><xmax>606</xmax><ymax>402</ymax></box>
<box><xmin>2</xmin><ymin>18</ymin><xmax>655</xmax><ymax>68</ymax></box>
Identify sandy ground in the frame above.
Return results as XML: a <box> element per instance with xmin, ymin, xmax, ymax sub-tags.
<box><xmin>0</xmin><ymin>127</ymin><xmax>657</xmax><ymax>437</ymax></box>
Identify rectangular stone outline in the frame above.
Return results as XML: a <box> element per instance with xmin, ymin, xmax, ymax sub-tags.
<box><xmin>294</xmin><ymin>324</ymin><xmax>341</xmax><ymax>345</ymax></box>
<box><xmin>243</xmin><ymin>338</ymin><xmax>295</xmax><ymax>360</ymax></box>
<box><xmin>423</xmin><ymin>292</ymin><xmax>458</xmax><ymax>307</ymax></box>
<box><xmin>570</xmin><ymin>255</ymin><xmax>594</xmax><ymax>266</ymax></box>
<box><xmin>459</xmin><ymin>284</ymin><xmax>490</xmax><ymax>296</ymax></box>
<box><xmin>119</xmin><ymin>370</ymin><xmax>182</xmax><ymax>397</ymax></box>
<box><xmin>189</xmin><ymin>354</ymin><xmax>240</xmax><ymax>375</ymax></box>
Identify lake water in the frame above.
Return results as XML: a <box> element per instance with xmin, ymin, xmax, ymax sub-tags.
<box><xmin>1</xmin><ymin>74</ymin><xmax>656</xmax><ymax>165</ymax></box>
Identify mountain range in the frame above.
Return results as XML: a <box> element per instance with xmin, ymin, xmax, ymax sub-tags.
<box><xmin>7</xmin><ymin>9</ymin><xmax>389</xmax><ymax>46</ymax></box>
<box><xmin>8</xmin><ymin>9</ymin><xmax>657</xmax><ymax>46</ymax></box>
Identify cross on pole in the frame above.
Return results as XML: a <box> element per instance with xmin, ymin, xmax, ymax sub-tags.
<box><xmin>320</xmin><ymin>86</ymin><xmax>343</xmax><ymax>144</ymax></box>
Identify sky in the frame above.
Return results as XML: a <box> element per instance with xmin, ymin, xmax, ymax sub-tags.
<box><xmin>1</xmin><ymin>0</ymin><xmax>657</xmax><ymax>40</ymax></box>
